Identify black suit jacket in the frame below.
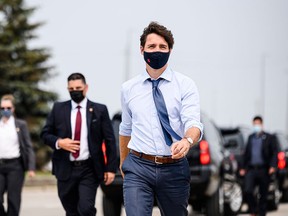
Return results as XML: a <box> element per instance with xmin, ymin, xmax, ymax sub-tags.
<box><xmin>40</xmin><ymin>99</ymin><xmax>117</xmax><ymax>181</ymax></box>
<box><xmin>242</xmin><ymin>132</ymin><xmax>278</xmax><ymax>170</ymax></box>
<box><xmin>15</xmin><ymin>119</ymin><xmax>36</xmax><ymax>171</ymax></box>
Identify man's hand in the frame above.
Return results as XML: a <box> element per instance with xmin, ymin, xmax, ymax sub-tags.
<box><xmin>171</xmin><ymin>139</ymin><xmax>190</xmax><ymax>159</ymax></box>
<box><xmin>58</xmin><ymin>138</ymin><xmax>80</xmax><ymax>153</ymax></box>
<box><xmin>269</xmin><ymin>167</ymin><xmax>276</xmax><ymax>175</ymax></box>
<box><xmin>119</xmin><ymin>135</ymin><xmax>131</xmax><ymax>179</ymax></box>
<box><xmin>104</xmin><ymin>172</ymin><xmax>115</xmax><ymax>185</ymax></box>
<box><xmin>239</xmin><ymin>169</ymin><xmax>246</xmax><ymax>176</ymax></box>
<box><xmin>28</xmin><ymin>170</ymin><xmax>36</xmax><ymax>178</ymax></box>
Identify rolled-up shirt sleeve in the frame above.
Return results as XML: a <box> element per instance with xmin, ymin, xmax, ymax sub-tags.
<box><xmin>181</xmin><ymin>79</ymin><xmax>203</xmax><ymax>142</ymax></box>
<box><xmin>119</xmin><ymin>85</ymin><xmax>132</xmax><ymax>136</ymax></box>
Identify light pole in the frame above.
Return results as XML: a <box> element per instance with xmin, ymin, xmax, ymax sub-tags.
<box><xmin>124</xmin><ymin>29</ymin><xmax>133</xmax><ymax>82</ymax></box>
<box><xmin>260</xmin><ymin>54</ymin><xmax>266</xmax><ymax>118</ymax></box>
<box><xmin>285</xmin><ymin>70</ymin><xmax>288</xmax><ymax>134</ymax></box>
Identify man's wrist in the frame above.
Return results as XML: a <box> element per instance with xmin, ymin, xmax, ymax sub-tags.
<box><xmin>184</xmin><ymin>136</ymin><xmax>194</xmax><ymax>148</ymax></box>
<box><xmin>56</xmin><ymin>139</ymin><xmax>61</xmax><ymax>149</ymax></box>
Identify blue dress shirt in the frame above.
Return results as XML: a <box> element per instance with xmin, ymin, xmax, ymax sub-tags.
<box><xmin>250</xmin><ymin>134</ymin><xmax>264</xmax><ymax>165</ymax></box>
<box><xmin>119</xmin><ymin>67</ymin><xmax>203</xmax><ymax>156</ymax></box>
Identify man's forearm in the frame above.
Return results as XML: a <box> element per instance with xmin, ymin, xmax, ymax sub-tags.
<box><xmin>119</xmin><ymin>135</ymin><xmax>131</xmax><ymax>166</ymax></box>
<box><xmin>185</xmin><ymin>127</ymin><xmax>201</xmax><ymax>147</ymax></box>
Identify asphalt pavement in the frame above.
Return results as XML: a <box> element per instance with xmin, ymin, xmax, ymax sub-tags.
<box><xmin>17</xmin><ymin>185</ymin><xmax>288</xmax><ymax>216</ymax></box>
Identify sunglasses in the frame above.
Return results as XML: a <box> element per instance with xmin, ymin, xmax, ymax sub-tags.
<box><xmin>1</xmin><ymin>107</ymin><xmax>12</xmax><ymax>110</ymax></box>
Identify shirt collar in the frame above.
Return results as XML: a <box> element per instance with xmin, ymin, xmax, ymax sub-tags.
<box><xmin>141</xmin><ymin>66</ymin><xmax>173</xmax><ymax>83</ymax></box>
<box><xmin>253</xmin><ymin>131</ymin><xmax>264</xmax><ymax>138</ymax></box>
<box><xmin>0</xmin><ymin>115</ymin><xmax>15</xmax><ymax>126</ymax></box>
<box><xmin>71</xmin><ymin>97</ymin><xmax>87</xmax><ymax>110</ymax></box>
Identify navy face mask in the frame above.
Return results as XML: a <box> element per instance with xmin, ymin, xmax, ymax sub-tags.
<box><xmin>0</xmin><ymin>109</ymin><xmax>12</xmax><ymax>118</ymax></box>
<box><xmin>144</xmin><ymin>51</ymin><xmax>170</xmax><ymax>69</ymax></box>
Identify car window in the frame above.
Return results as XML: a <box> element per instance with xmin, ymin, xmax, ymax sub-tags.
<box><xmin>275</xmin><ymin>133</ymin><xmax>288</xmax><ymax>150</ymax></box>
<box><xmin>239</xmin><ymin>127</ymin><xmax>251</xmax><ymax>146</ymax></box>
<box><xmin>202</xmin><ymin>116</ymin><xmax>222</xmax><ymax>147</ymax></box>
<box><xmin>223</xmin><ymin>133</ymin><xmax>244</xmax><ymax>150</ymax></box>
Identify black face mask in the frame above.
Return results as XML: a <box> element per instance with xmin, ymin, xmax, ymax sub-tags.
<box><xmin>144</xmin><ymin>51</ymin><xmax>170</xmax><ymax>69</ymax></box>
<box><xmin>70</xmin><ymin>90</ymin><xmax>85</xmax><ymax>103</ymax></box>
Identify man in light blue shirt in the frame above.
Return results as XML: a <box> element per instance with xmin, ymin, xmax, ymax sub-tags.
<box><xmin>119</xmin><ymin>21</ymin><xmax>203</xmax><ymax>216</ymax></box>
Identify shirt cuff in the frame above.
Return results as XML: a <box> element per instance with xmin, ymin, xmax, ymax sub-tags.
<box><xmin>55</xmin><ymin>140</ymin><xmax>61</xmax><ymax>150</ymax></box>
<box><xmin>193</xmin><ymin>125</ymin><xmax>203</xmax><ymax>142</ymax></box>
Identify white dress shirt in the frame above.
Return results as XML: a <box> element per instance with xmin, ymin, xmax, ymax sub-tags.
<box><xmin>70</xmin><ymin>98</ymin><xmax>90</xmax><ymax>161</ymax></box>
<box><xmin>120</xmin><ymin>66</ymin><xmax>203</xmax><ymax>156</ymax></box>
<box><xmin>0</xmin><ymin>116</ymin><xmax>20</xmax><ymax>159</ymax></box>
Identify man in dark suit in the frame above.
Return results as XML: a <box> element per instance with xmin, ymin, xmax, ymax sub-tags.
<box><xmin>239</xmin><ymin>116</ymin><xmax>278</xmax><ymax>216</ymax></box>
<box><xmin>41</xmin><ymin>73</ymin><xmax>117</xmax><ymax>216</ymax></box>
<box><xmin>0</xmin><ymin>94</ymin><xmax>35</xmax><ymax>216</ymax></box>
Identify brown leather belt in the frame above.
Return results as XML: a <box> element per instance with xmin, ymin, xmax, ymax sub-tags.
<box><xmin>130</xmin><ymin>150</ymin><xmax>180</xmax><ymax>164</ymax></box>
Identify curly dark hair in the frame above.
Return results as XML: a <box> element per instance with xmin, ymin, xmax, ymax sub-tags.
<box><xmin>140</xmin><ymin>21</ymin><xmax>174</xmax><ymax>49</ymax></box>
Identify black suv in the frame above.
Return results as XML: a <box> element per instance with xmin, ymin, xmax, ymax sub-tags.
<box><xmin>187</xmin><ymin>114</ymin><xmax>242</xmax><ymax>216</ymax></box>
<box><xmin>274</xmin><ymin>132</ymin><xmax>288</xmax><ymax>202</ymax></box>
<box><xmin>220</xmin><ymin>127</ymin><xmax>281</xmax><ymax>212</ymax></box>
<box><xmin>220</xmin><ymin>127</ymin><xmax>251</xmax><ymax>176</ymax></box>
<box><xmin>101</xmin><ymin>113</ymin><xmax>242</xmax><ymax>216</ymax></box>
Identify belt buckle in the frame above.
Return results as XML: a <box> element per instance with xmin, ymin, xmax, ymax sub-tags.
<box><xmin>154</xmin><ymin>156</ymin><xmax>163</xmax><ymax>164</ymax></box>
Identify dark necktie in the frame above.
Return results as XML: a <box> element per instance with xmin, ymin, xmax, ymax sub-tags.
<box><xmin>72</xmin><ymin>105</ymin><xmax>81</xmax><ymax>159</ymax></box>
<box><xmin>150</xmin><ymin>79</ymin><xmax>181</xmax><ymax>146</ymax></box>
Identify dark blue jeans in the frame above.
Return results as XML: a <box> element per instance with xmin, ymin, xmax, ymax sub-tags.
<box><xmin>122</xmin><ymin>153</ymin><xmax>190</xmax><ymax>216</ymax></box>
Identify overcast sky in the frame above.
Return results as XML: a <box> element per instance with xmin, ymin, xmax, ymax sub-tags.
<box><xmin>26</xmin><ymin>0</ymin><xmax>288</xmax><ymax>133</ymax></box>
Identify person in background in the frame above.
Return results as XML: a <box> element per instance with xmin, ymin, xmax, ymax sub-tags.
<box><xmin>239</xmin><ymin>116</ymin><xmax>278</xmax><ymax>216</ymax></box>
<box><xmin>0</xmin><ymin>94</ymin><xmax>35</xmax><ymax>216</ymax></box>
<box><xmin>41</xmin><ymin>72</ymin><xmax>117</xmax><ymax>216</ymax></box>
<box><xmin>119</xmin><ymin>22</ymin><xmax>203</xmax><ymax>216</ymax></box>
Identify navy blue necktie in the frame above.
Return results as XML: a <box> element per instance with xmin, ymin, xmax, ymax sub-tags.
<box><xmin>150</xmin><ymin>78</ymin><xmax>181</xmax><ymax>146</ymax></box>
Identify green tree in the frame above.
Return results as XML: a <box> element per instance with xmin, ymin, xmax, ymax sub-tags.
<box><xmin>0</xmin><ymin>0</ymin><xmax>57</xmax><ymax>169</ymax></box>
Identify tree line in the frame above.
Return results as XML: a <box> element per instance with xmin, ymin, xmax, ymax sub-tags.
<box><xmin>0</xmin><ymin>0</ymin><xmax>57</xmax><ymax>169</ymax></box>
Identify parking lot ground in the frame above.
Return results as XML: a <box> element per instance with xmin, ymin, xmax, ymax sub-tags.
<box><xmin>19</xmin><ymin>185</ymin><xmax>288</xmax><ymax>216</ymax></box>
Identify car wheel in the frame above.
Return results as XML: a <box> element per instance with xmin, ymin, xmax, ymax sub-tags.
<box><xmin>224</xmin><ymin>182</ymin><xmax>242</xmax><ymax>216</ymax></box>
<box><xmin>206</xmin><ymin>184</ymin><xmax>224</xmax><ymax>216</ymax></box>
<box><xmin>267</xmin><ymin>182</ymin><xmax>280</xmax><ymax>211</ymax></box>
<box><xmin>102</xmin><ymin>195</ymin><xmax>122</xmax><ymax>216</ymax></box>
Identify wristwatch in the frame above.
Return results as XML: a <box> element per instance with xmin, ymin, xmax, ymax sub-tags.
<box><xmin>185</xmin><ymin>136</ymin><xmax>194</xmax><ymax>148</ymax></box>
